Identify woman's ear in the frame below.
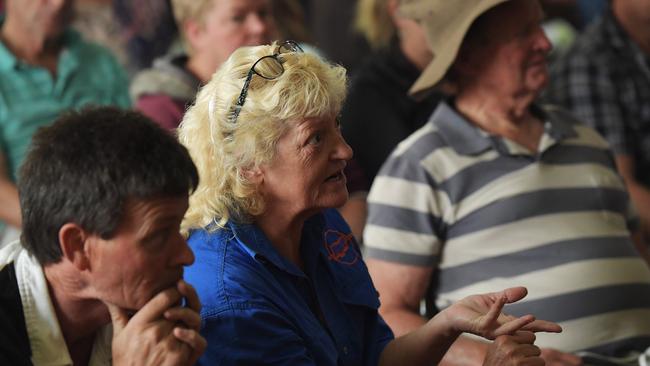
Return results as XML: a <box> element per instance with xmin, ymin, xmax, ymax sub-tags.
<box><xmin>242</xmin><ymin>166</ymin><xmax>264</xmax><ymax>185</ymax></box>
<box><xmin>183</xmin><ymin>19</ymin><xmax>205</xmax><ymax>52</ymax></box>
<box><xmin>58</xmin><ymin>223</ymin><xmax>90</xmax><ymax>271</ymax></box>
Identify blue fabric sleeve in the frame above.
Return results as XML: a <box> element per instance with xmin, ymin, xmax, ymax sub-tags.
<box><xmin>198</xmin><ymin>306</ymin><xmax>318</xmax><ymax>366</ymax></box>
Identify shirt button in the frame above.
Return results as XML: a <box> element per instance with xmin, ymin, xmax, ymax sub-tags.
<box><xmin>342</xmin><ymin>346</ymin><xmax>349</xmax><ymax>355</ymax></box>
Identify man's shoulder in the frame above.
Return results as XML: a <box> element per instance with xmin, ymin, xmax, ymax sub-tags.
<box><xmin>0</xmin><ymin>262</ymin><xmax>32</xmax><ymax>365</ymax></box>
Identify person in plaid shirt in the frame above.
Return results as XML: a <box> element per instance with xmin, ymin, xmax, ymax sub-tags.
<box><xmin>545</xmin><ymin>0</ymin><xmax>650</xmax><ymax>237</ymax></box>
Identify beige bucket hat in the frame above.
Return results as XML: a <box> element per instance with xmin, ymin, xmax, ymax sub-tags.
<box><xmin>399</xmin><ymin>0</ymin><xmax>510</xmax><ymax>95</ymax></box>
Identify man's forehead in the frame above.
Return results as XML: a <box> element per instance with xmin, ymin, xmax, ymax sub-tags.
<box><xmin>120</xmin><ymin>197</ymin><xmax>189</xmax><ymax>232</ymax></box>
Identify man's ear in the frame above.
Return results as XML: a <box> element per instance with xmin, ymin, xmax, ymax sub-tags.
<box><xmin>58</xmin><ymin>223</ymin><xmax>90</xmax><ymax>271</ymax></box>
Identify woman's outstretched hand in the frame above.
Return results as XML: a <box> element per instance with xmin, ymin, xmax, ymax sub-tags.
<box><xmin>442</xmin><ymin>286</ymin><xmax>562</xmax><ymax>339</ymax></box>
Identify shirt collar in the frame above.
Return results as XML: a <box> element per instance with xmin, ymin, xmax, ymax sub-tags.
<box><xmin>430</xmin><ymin>100</ymin><xmax>493</xmax><ymax>155</ymax></box>
<box><xmin>432</xmin><ymin>100</ymin><xmax>578</xmax><ymax>156</ymax></box>
<box><xmin>4</xmin><ymin>241</ymin><xmax>112</xmax><ymax>366</ymax></box>
<box><xmin>535</xmin><ymin>104</ymin><xmax>578</xmax><ymax>141</ymax></box>
<box><xmin>227</xmin><ymin>213</ymin><xmax>327</xmax><ymax>278</ymax></box>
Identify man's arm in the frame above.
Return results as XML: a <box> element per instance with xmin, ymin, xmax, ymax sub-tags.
<box><xmin>338</xmin><ymin>194</ymin><xmax>367</xmax><ymax>241</ymax></box>
<box><xmin>615</xmin><ymin>154</ymin><xmax>650</xmax><ymax>263</ymax></box>
<box><xmin>366</xmin><ymin>258</ymin><xmax>431</xmax><ymax>335</ymax></box>
<box><xmin>0</xmin><ymin>152</ymin><xmax>21</xmax><ymax>228</ymax></box>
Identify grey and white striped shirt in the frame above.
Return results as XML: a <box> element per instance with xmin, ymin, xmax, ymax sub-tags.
<box><xmin>364</xmin><ymin>100</ymin><xmax>650</xmax><ymax>355</ymax></box>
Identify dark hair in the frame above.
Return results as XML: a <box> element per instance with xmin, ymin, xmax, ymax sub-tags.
<box><xmin>18</xmin><ymin>106</ymin><xmax>199</xmax><ymax>265</ymax></box>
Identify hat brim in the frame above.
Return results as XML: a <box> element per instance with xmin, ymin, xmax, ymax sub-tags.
<box><xmin>408</xmin><ymin>0</ymin><xmax>510</xmax><ymax>96</ymax></box>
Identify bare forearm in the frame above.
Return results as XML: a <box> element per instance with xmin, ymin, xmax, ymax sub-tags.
<box><xmin>614</xmin><ymin>155</ymin><xmax>650</xmax><ymax>243</ymax></box>
<box><xmin>381</xmin><ymin>306</ymin><xmax>427</xmax><ymax>337</ymax></box>
<box><xmin>380</xmin><ymin>313</ymin><xmax>461</xmax><ymax>366</ymax></box>
<box><xmin>0</xmin><ymin>179</ymin><xmax>21</xmax><ymax>227</ymax></box>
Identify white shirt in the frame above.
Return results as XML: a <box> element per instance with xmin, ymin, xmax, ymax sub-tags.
<box><xmin>0</xmin><ymin>241</ymin><xmax>112</xmax><ymax>366</ymax></box>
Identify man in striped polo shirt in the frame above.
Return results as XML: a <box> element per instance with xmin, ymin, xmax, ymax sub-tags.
<box><xmin>364</xmin><ymin>0</ymin><xmax>650</xmax><ymax>364</ymax></box>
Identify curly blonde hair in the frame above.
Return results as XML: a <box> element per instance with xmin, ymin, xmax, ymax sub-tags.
<box><xmin>178</xmin><ymin>43</ymin><xmax>347</xmax><ymax>233</ymax></box>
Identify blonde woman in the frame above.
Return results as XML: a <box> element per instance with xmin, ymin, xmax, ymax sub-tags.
<box><xmin>178</xmin><ymin>41</ymin><xmax>560</xmax><ymax>365</ymax></box>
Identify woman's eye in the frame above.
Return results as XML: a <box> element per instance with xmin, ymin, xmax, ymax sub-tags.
<box><xmin>231</xmin><ymin>14</ymin><xmax>246</xmax><ymax>23</ymax></box>
<box><xmin>308</xmin><ymin>132</ymin><xmax>322</xmax><ymax>145</ymax></box>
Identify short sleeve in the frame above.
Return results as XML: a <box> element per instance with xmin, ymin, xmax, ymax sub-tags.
<box><xmin>363</xmin><ymin>153</ymin><xmax>444</xmax><ymax>268</ymax></box>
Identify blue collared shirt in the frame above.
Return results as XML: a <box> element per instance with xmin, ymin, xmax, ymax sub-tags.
<box><xmin>185</xmin><ymin>208</ymin><xmax>394</xmax><ymax>365</ymax></box>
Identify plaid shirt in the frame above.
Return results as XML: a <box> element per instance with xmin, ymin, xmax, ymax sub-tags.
<box><xmin>544</xmin><ymin>8</ymin><xmax>650</xmax><ymax>186</ymax></box>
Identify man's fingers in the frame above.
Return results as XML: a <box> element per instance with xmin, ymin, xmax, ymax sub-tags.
<box><xmin>103</xmin><ymin>301</ymin><xmax>129</xmax><ymax>334</ymax></box>
<box><xmin>177</xmin><ymin>280</ymin><xmax>201</xmax><ymax>313</ymax></box>
<box><xmin>173</xmin><ymin>327</ymin><xmax>207</xmax><ymax>355</ymax></box>
<box><xmin>130</xmin><ymin>287</ymin><xmax>182</xmax><ymax>325</ymax></box>
<box><xmin>516</xmin><ymin>344</ymin><xmax>543</xmax><ymax>358</ymax></box>
<box><xmin>522</xmin><ymin>319</ymin><xmax>563</xmax><ymax>333</ymax></box>
<box><xmin>164</xmin><ymin>307</ymin><xmax>202</xmax><ymax>331</ymax></box>
<box><xmin>509</xmin><ymin>330</ymin><xmax>537</xmax><ymax>344</ymax></box>
<box><xmin>540</xmin><ymin>348</ymin><xmax>583</xmax><ymax>366</ymax></box>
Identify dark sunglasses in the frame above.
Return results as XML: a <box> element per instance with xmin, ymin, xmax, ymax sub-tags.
<box><xmin>229</xmin><ymin>40</ymin><xmax>304</xmax><ymax>124</ymax></box>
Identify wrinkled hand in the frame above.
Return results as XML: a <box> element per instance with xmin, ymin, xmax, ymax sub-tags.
<box><xmin>541</xmin><ymin>347</ymin><xmax>583</xmax><ymax>366</ymax></box>
<box><xmin>442</xmin><ymin>287</ymin><xmax>562</xmax><ymax>339</ymax></box>
<box><xmin>484</xmin><ymin>331</ymin><xmax>544</xmax><ymax>366</ymax></box>
<box><xmin>106</xmin><ymin>280</ymin><xmax>206</xmax><ymax>366</ymax></box>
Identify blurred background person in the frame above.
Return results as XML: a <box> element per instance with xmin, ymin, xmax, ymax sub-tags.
<box><xmin>0</xmin><ymin>0</ymin><xmax>130</xmax><ymax>247</ymax></box>
<box><xmin>130</xmin><ymin>0</ymin><xmax>277</xmax><ymax>130</ymax></box>
<box><xmin>113</xmin><ymin>0</ymin><xmax>179</xmax><ymax>75</ymax></box>
<box><xmin>338</xmin><ymin>0</ymin><xmax>443</xmax><ymax>240</ymax></box>
<box><xmin>363</xmin><ymin>0</ymin><xmax>650</xmax><ymax>364</ymax></box>
<box><xmin>303</xmin><ymin>0</ymin><xmax>370</xmax><ymax>75</ymax></box>
<box><xmin>545</xmin><ymin>0</ymin><xmax>650</xmax><ymax>246</ymax></box>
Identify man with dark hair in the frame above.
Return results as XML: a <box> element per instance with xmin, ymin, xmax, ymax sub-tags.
<box><xmin>0</xmin><ymin>107</ymin><xmax>205</xmax><ymax>365</ymax></box>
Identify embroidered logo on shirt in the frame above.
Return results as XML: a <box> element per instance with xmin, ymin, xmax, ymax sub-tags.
<box><xmin>323</xmin><ymin>229</ymin><xmax>359</xmax><ymax>265</ymax></box>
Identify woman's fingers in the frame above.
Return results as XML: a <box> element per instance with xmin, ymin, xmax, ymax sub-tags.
<box><xmin>522</xmin><ymin>319</ymin><xmax>563</xmax><ymax>333</ymax></box>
